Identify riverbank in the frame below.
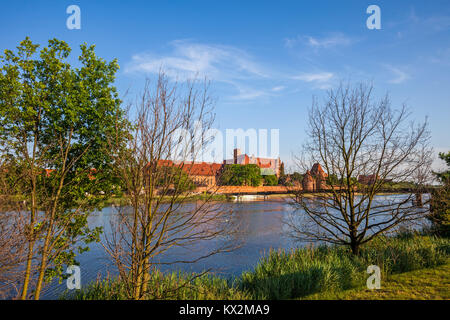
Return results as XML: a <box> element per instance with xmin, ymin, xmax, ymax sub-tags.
<box><xmin>301</xmin><ymin>260</ymin><xmax>450</xmax><ymax>300</ymax></box>
<box><xmin>61</xmin><ymin>233</ymin><xmax>450</xmax><ymax>300</ymax></box>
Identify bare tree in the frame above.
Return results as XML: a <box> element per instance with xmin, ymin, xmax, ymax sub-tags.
<box><xmin>287</xmin><ymin>82</ymin><xmax>432</xmax><ymax>255</ymax></box>
<box><xmin>104</xmin><ymin>71</ymin><xmax>238</xmax><ymax>300</ymax></box>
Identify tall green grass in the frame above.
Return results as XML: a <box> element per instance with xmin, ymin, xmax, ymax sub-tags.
<box><xmin>62</xmin><ymin>234</ymin><xmax>450</xmax><ymax>300</ymax></box>
<box><xmin>60</xmin><ymin>270</ymin><xmax>250</xmax><ymax>300</ymax></box>
<box><xmin>239</xmin><ymin>235</ymin><xmax>450</xmax><ymax>299</ymax></box>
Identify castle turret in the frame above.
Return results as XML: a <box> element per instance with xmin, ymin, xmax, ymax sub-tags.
<box><xmin>311</xmin><ymin>163</ymin><xmax>328</xmax><ymax>190</ymax></box>
<box><xmin>233</xmin><ymin>148</ymin><xmax>241</xmax><ymax>164</ymax></box>
<box><xmin>302</xmin><ymin>170</ymin><xmax>315</xmax><ymax>192</ymax></box>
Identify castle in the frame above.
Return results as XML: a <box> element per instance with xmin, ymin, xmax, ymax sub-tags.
<box><xmin>224</xmin><ymin>148</ymin><xmax>282</xmax><ymax>177</ymax></box>
<box><xmin>302</xmin><ymin>163</ymin><xmax>328</xmax><ymax>192</ymax></box>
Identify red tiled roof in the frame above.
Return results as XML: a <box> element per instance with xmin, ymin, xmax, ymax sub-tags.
<box><xmin>156</xmin><ymin>160</ymin><xmax>223</xmax><ymax>177</ymax></box>
<box><xmin>185</xmin><ymin>162</ymin><xmax>222</xmax><ymax>176</ymax></box>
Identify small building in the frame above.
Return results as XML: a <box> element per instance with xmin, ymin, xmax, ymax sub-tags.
<box><xmin>302</xmin><ymin>163</ymin><xmax>328</xmax><ymax>192</ymax></box>
<box><xmin>302</xmin><ymin>170</ymin><xmax>315</xmax><ymax>192</ymax></box>
<box><xmin>185</xmin><ymin>162</ymin><xmax>223</xmax><ymax>187</ymax></box>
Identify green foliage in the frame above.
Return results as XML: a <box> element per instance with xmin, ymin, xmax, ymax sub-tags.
<box><xmin>435</xmin><ymin>152</ymin><xmax>450</xmax><ymax>182</ymax></box>
<box><xmin>220</xmin><ymin>164</ymin><xmax>262</xmax><ymax>186</ymax></box>
<box><xmin>290</xmin><ymin>172</ymin><xmax>303</xmax><ymax>183</ymax></box>
<box><xmin>0</xmin><ymin>37</ymin><xmax>127</xmax><ymax>286</ymax></box>
<box><xmin>279</xmin><ymin>162</ymin><xmax>285</xmax><ymax>177</ymax></box>
<box><xmin>263</xmin><ymin>175</ymin><xmax>278</xmax><ymax>186</ymax></box>
<box><xmin>428</xmin><ymin>151</ymin><xmax>450</xmax><ymax>237</ymax></box>
<box><xmin>326</xmin><ymin>174</ymin><xmax>339</xmax><ymax>186</ymax></box>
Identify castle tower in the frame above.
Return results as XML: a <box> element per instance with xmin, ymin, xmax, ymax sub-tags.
<box><xmin>311</xmin><ymin>163</ymin><xmax>328</xmax><ymax>190</ymax></box>
<box><xmin>302</xmin><ymin>170</ymin><xmax>315</xmax><ymax>192</ymax></box>
<box><xmin>233</xmin><ymin>148</ymin><xmax>241</xmax><ymax>164</ymax></box>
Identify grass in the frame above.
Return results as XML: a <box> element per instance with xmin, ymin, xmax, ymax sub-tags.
<box><xmin>62</xmin><ymin>234</ymin><xmax>450</xmax><ymax>300</ymax></box>
<box><xmin>302</xmin><ymin>260</ymin><xmax>450</xmax><ymax>300</ymax></box>
<box><xmin>238</xmin><ymin>234</ymin><xmax>449</xmax><ymax>299</ymax></box>
<box><xmin>61</xmin><ymin>270</ymin><xmax>250</xmax><ymax>300</ymax></box>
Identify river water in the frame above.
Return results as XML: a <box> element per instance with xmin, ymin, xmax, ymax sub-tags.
<box><xmin>40</xmin><ymin>194</ymin><xmax>428</xmax><ymax>299</ymax></box>
<box><xmin>41</xmin><ymin>199</ymin><xmax>299</xmax><ymax>299</ymax></box>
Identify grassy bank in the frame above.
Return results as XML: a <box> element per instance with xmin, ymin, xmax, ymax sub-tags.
<box><xmin>62</xmin><ymin>234</ymin><xmax>450</xmax><ymax>300</ymax></box>
<box><xmin>303</xmin><ymin>260</ymin><xmax>449</xmax><ymax>300</ymax></box>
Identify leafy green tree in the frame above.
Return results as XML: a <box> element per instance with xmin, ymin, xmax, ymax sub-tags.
<box><xmin>291</xmin><ymin>172</ymin><xmax>303</xmax><ymax>183</ymax></box>
<box><xmin>278</xmin><ymin>162</ymin><xmax>286</xmax><ymax>185</ymax></box>
<box><xmin>435</xmin><ymin>152</ymin><xmax>450</xmax><ymax>182</ymax></box>
<box><xmin>0</xmin><ymin>37</ymin><xmax>126</xmax><ymax>299</ymax></box>
<box><xmin>326</xmin><ymin>174</ymin><xmax>339</xmax><ymax>186</ymax></box>
<box><xmin>220</xmin><ymin>164</ymin><xmax>262</xmax><ymax>186</ymax></box>
<box><xmin>429</xmin><ymin>152</ymin><xmax>450</xmax><ymax>237</ymax></box>
<box><xmin>263</xmin><ymin>175</ymin><xmax>278</xmax><ymax>186</ymax></box>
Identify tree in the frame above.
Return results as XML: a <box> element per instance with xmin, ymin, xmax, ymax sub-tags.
<box><xmin>278</xmin><ymin>162</ymin><xmax>287</xmax><ymax>185</ymax></box>
<box><xmin>220</xmin><ymin>164</ymin><xmax>262</xmax><ymax>186</ymax></box>
<box><xmin>263</xmin><ymin>175</ymin><xmax>278</xmax><ymax>186</ymax></box>
<box><xmin>428</xmin><ymin>152</ymin><xmax>450</xmax><ymax>237</ymax></box>
<box><xmin>287</xmin><ymin>82</ymin><xmax>432</xmax><ymax>255</ymax></box>
<box><xmin>0</xmin><ymin>37</ymin><xmax>125</xmax><ymax>299</ymax></box>
<box><xmin>435</xmin><ymin>152</ymin><xmax>450</xmax><ymax>182</ymax></box>
<box><xmin>104</xmin><ymin>72</ymin><xmax>237</xmax><ymax>300</ymax></box>
<box><xmin>291</xmin><ymin>172</ymin><xmax>303</xmax><ymax>182</ymax></box>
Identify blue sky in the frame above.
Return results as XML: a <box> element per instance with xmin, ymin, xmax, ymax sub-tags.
<box><xmin>1</xmin><ymin>0</ymin><xmax>450</xmax><ymax>170</ymax></box>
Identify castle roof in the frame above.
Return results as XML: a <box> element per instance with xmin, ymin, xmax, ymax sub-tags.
<box><xmin>311</xmin><ymin>163</ymin><xmax>327</xmax><ymax>177</ymax></box>
<box><xmin>156</xmin><ymin>160</ymin><xmax>222</xmax><ymax>176</ymax></box>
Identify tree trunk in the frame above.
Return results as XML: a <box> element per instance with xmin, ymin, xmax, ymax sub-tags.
<box><xmin>20</xmin><ymin>179</ymin><xmax>37</xmax><ymax>300</ymax></box>
<box><xmin>34</xmin><ymin>222</ymin><xmax>53</xmax><ymax>300</ymax></box>
<box><xmin>350</xmin><ymin>240</ymin><xmax>360</xmax><ymax>255</ymax></box>
<box><xmin>20</xmin><ymin>241</ymin><xmax>34</xmax><ymax>299</ymax></box>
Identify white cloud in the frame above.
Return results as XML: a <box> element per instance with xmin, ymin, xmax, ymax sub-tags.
<box><xmin>126</xmin><ymin>40</ymin><xmax>267</xmax><ymax>82</ymax></box>
<box><xmin>292</xmin><ymin>72</ymin><xmax>334</xmax><ymax>89</ymax></box>
<box><xmin>293</xmin><ymin>72</ymin><xmax>333</xmax><ymax>82</ymax></box>
<box><xmin>385</xmin><ymin>65</ymin><xmax>410</xmax><ymax>84</ymax></box>
<box><xmin>285</xmin><ymin>33</ymin><xmax>352</xmax><ymax>49</ymax></box>
<box><xmin>125</xmin><ymin>40</ymin><xmax>274</xmax><ymax>101</ymax></box>
<box><xmin>271</xmin><ymin>86</ymin><xmax>285</xmax><ymax>92</ymax></box>
<box><xmin>229</xmin><ymin>86</ymin><xmax>267</xmax><ymax>100</ymax></box>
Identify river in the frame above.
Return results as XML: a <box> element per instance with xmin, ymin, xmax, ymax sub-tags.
<box><xmin>40</xmin><ymin>194</ymin><xmax>428</xmax><ymax>299</ymax></box>
<box><xmin>41</xmin><ymin>198</ymin><xmax>299</xmax><ymax>299</ymax></box>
